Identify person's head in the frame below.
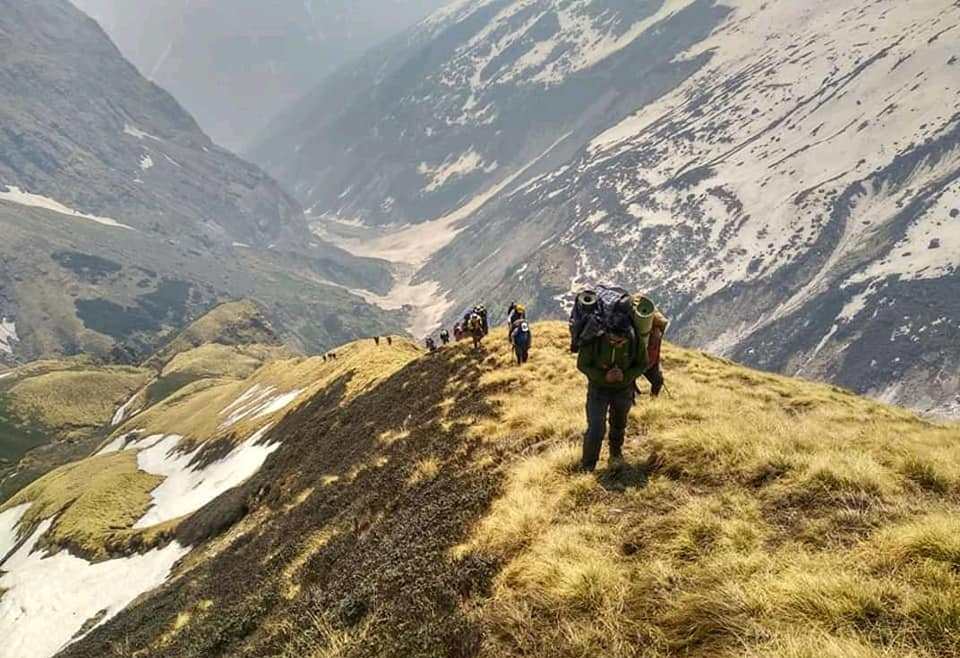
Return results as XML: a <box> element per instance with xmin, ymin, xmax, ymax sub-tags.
<box><xmin>606</xmin><ymin>313</ymin><xmax>633</xmax><ymax>345</ymax></box>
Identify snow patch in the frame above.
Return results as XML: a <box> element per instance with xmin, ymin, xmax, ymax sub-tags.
<box><xmin>0</xmin><ymin>517</ymin><xmax>187</xmax><ymax>658</ymax></box>
<box><xmin>111</xmin><ymin>391</ymin><xmax>141</xmax><ymax>427</ymax></box>
<box><xmin>419</xmin><ymin>149</ymin><xmax>497</xmax><ymax>193</ymax></box>
<box><xmin>0</xmin><ymin>503</ymin><xmax>31</xmax><ymax>561</ymax></box>
<box><xmin>0</xmin><ymin>185</ymin><xmax>135</xmax><ymax>231</ymax></box>
<box><xmin>0</xmin><ymin>318</ymin><xmax>18</xmax><ymax>355</ymax></box>
<box><xmin>123</xmin><ymin>123</ymin><xmax>161</xmax><ymax>141</ymax></box>
<box><xmin>139</xmin><ymin>154</ymin><xmax>154</xmax><ymax>171</ymax></box>
<box><xmin>219</xmin><ymin>385</ymin><xmax>304</xmax><ymax>430</ymax></box>
<box><xmin>132</xmin><ymin>428</ymin><xmax>279</xmax><ymax>528</ymax></box>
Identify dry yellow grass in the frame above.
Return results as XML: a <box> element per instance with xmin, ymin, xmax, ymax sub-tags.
<box><xmin>4</xmin><ymin>365</ymin><xmax>151</xmax><ymax>434</ymax></box>
<box><xmin>1</xmin><ymin>451</ymin><xmax>162</xmax><ymax>558</ymax></box>
<box><xmin>438</xmin><ymin>322</ymin><xmax>960</xmax><ymax>658</ymax></box>
<box><xmin>142</xmin><ymin>342</ymin><xmax>290</xmax><ymax>405</ymax></box>
<box><xmin>8</xmin><ymin>320</ymin><xmax>958</xmax><ymax>658</ymax></box>
<box><xmin>119</xmin><ymin>336</ymin><xmax>422</xmax><ymax>446</ymax></box>
<box><xmin>146</xmin><ymin>300</ymin><xmax>277</xmax><ymax>369</ymax></box>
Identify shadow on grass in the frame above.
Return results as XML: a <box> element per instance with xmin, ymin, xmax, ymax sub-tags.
<box><xmin>61</xmin><ymin>342</ymin><xmax>508</xmax><ymax>658</ymax></box>
<box><xmin>597</xmin><ymin>461</ymin><xmax>652</xmax><ymax>493</ymax></box>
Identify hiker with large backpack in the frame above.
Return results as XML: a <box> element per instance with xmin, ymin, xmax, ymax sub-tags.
<box><xmin>510</xmin><ymin>317</ymin><xmax>532</xmax><ymax>365</ymax></box>
<box><xmin>570</xmin><ymin>287</ymin><xmax>658</xmax><ymax>472</ymax></box>
<box><xmin>467</xmin><ymin>312</ymin><xmax>485</xmax><ymax>350</ymax></box>
<box><xmin>439</xmin><ymin>328</ymin><xmax>451</xmax><ymax>345</ymax></box>
<box><xmin>475</xmin><ymin>304</ymin><xmax>490</xmax><ymax>336</ymax></box>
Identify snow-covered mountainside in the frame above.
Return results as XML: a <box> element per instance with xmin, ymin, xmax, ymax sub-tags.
<box><xmin>254</xmin><ymin>0</ymin><xmax>959</xmax><ymax>416</ymax></box>
<box><xmin>70</xmin><ymin>0</ymin><xmax>453</xmax><ymax>151</ymax></box>
<box><xmin>0</xmin><ymin>0</ymin><xmax>405</xmax><ymax>364</ymax></box>
<box><xmin>252</xmin><ymin>0</ymin><xmax>730</xmax><ymax>226</ymax></box>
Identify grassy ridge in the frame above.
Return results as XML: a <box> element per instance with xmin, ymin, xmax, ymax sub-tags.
<box><xmin>456</xmin><ymin>325</ymin><xmax>960</xmax><ymax>658</ymax></box>
<box><xmin>0</xmin><ymin>362</ymin><xmax>150</xmax><ymax>464</ymax></box>
<box><xmin>0</xmin><ymin>336</ymin><xmax>422</xmax><ymax>561</ymax></box>
<box><xmin>4</xmin><ymin>451</ymin><xmax>164</xmax><ymax>559</ymax></box>
<box><xmin>40</xmin><ymin>323</ymin><xmax>960</xmax><ymax>657</ymax></box>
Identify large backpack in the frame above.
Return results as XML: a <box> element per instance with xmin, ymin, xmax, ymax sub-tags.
<box><xmin>511</xmin><ymin>319</ymin><xmax>531</xmax><ymax>347</ymax></box>
<box><xmin>467</xmin><ymin>313</ymin><xmax>482</xmax><ymax>333</ymax></box>
<box><xmin>569</xmin><ymin>286</ymin><xmax>657</xmax><ymax>369</ymax></box>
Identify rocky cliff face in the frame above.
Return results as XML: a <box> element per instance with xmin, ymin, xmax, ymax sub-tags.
<box><xmin>252</xmin><ymin>0</ymin><xmax>960</xmax><ymax>416</ymax></box>
<box><xmin>252</xmin><ymin>0</ymin><xmax>731</xmax><ymax>226</ymax></box>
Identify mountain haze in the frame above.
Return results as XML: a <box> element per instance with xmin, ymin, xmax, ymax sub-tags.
<box><xmin>70</xmin><ymin>0</ymin><xmax>454</xmax><ymax>151</ymax></box>
<box><xmin>252</xmin><ymin>0</ymin><xmax>960</xmax><ymax>416</ymax></box>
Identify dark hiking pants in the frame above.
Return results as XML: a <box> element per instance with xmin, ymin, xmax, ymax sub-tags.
<box><xmin>514</xmin><ymin>341</ymin><xmax>529</xmax><ymax>364</ymax></box>
<box><xmin>582</xmin><ymin>384</ymin><xmax>634</xmax><ymax>471</ymax></box>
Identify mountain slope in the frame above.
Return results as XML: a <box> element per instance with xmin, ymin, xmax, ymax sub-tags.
<box><xmin>425</xmin><ymin>0</ymin><xmax>960</xmax><ymax>416</ymax></box>
<box><xmin>70</xmin><ymin>0</ymin><xmax>454</xmax><ymax>151</ymax></box>
<box><xmin>0</xmin><ymin>0</ymin><xmax>405</xmax><ymax>365</ymax></box>
<box><xmin>251</xmin><ymin>0</ymin><xmax>959</xmax><ymax>415</ymax></box>
<box><xmin>0</xmin><ymin>0</ymin><xmax>302</xmax><ymax>245</ymax></box>
<box><xmin>2</xmin><ymin>323</ymin><xmax>958</xmax><ymax>658</ymax></box>
<box><xmin>251</xmin><ymin>0</ymin><xmax>730</xmax><ymax>226</ymax></box>
<box><xmin>0</xmin><ymin>301</ymin><xmax>288</xmax><ymax>504</ymax></box>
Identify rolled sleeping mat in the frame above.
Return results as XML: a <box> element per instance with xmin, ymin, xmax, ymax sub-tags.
<box><xmin>575</xmin><ymin>290</ymin><xmax>598</xmax><ymax>309</ymax></box>
<box><xmin>632</xmin><ymin>295</ymin><xmax>656</xmax><ymax>336</ymax></box>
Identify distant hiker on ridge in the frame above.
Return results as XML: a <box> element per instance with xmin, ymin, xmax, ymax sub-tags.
<box><xmin>472</xmin><ymin>304</ymin><xmax>489</xmax><ymax>336</ymax></box>
<box><xmin>439</xmin><ymin>328</ymin><xmax>450</xmax><ymax>345</ymax></box>
<box><xmin>507</xmin><ymin>302</ymin><xmax>526</xmax><ymax>342</ymax></box>
<box><xmin>507</xmin><ymin>301</ymin><xmax>525</xmax><ymax>326</ymax></box>
<box><xmin>374</xmin><ymin>336</ymin><xmax>381</xmax><ymax>346</ymax></box>
<box><xmin>467</xmin><ymin>312</ymin><xmax>485</xmax><ymax>350</ymax></box>
<box><xmin>426</xmin><ymin>336</ymin><xmax>437</xmax><ymax>352</ymax></box>
<box><xmin>509</xmin><ymin>316</ymin><xmax>532</xmax><ymax>365</ymax></box>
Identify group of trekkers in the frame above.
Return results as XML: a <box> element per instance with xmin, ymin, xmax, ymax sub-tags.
<box><xmin>424</xmin><ymin>302</ymin><xmax>532</xmax><ymax>365</ymax></box>
<box><xmin>422</xmin><ymin>286</ymin><xmax>668</xmax><ymax>474</ymax></box>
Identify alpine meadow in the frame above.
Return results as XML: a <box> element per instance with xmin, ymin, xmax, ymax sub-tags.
<box><xmin>1</xmin><ymin>2</ymin><xmax>958</xmax><ymax>658</ymax></box>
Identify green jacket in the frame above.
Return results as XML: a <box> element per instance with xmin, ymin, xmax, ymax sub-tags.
<box><xmin>577</xmin><ymin>334</ymin><xmax>647</xmax><ymax>390</ymax></box>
